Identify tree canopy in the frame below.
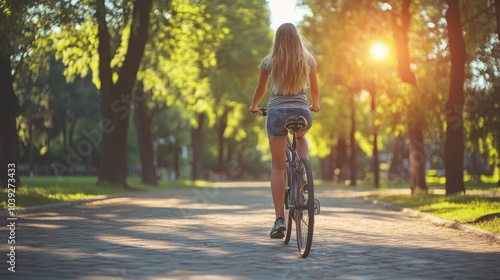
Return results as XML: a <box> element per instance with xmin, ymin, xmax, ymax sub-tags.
<box><xmin>2</xmin><ymin>0</ymin><xmax>499</xmax><ymax>189</ymax></box>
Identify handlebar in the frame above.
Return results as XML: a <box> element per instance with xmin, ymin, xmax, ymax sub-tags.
<box><xmin>253</xmin><ymin>107</ymin><xmax>318</xmax><ymax>116</ymax></box>
<box><xmin>258</xmin><ymin>108</ymin><xmax>267</xmax><ymax>116</ymax></box>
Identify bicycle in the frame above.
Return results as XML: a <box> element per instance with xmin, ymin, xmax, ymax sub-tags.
<box><xmin>259</xmin><ymin>108</ymin><xmax>320</xmax><ymax>258</ymax></box>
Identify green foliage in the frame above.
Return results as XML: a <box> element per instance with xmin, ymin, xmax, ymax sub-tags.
<box><xmin>7</xmin><ymin>0</ymin><xmax>499</xmax><ymax>185</ymax></box>
<box><xmin>299</xmin><ymin>0</ymin><xmax>500</xmax><ymax>187</ymax></box>
<box><xmin>138</xmin><ymin>0</ymin><xmax>271</xmax><ymax>178</ymax></box>
<box><xmin>208</xmin><ymin>0</ymin><xmax>271</xmax><ymax>142</ymax></box>
<box><xmin>14</xmin><ymin>52</ymin><xmax>100</xmax><ymax>167</ymax></box>
<box><xmin>299</xmin><ymin>0</ymin><xmax>398</xmax><ymax>158</ymax></box>
<box><xmin>142</xmin><ymin>0</ymin><xmax>221</xmax><ymax>117</ymax></box>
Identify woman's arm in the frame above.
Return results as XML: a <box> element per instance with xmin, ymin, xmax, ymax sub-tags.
<box><xmin>309</xmin><ymin>69</ymin><xmax>320</xmax><ymax>112</ymax></box>
<box><xmin>249</xmin><ymin>69</ymin><xmax>269</xmax><ymax>113</ymax></box>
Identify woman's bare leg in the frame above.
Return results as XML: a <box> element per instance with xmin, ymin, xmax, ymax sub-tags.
<box><xmin>296</xmin><ymin>130</ymin><xmax>309</xmax><ymax>160</ymax></box>
<box><xmin>268</xmin><ymin>137</ymin><xmax>287</xmax><ymax>219</ymax></box>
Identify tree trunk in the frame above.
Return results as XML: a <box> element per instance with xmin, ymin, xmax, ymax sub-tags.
<box><xmin>133</xmin><ymin>85</ymin><xmax>157</xmax><ymax>186</ymax></box>
<box><xmin>494</xmin><ymin>0</ymin><xmax>500</xmax><ymax>187</ymax></box>
<box><xmin>408</xmin><ymin>118</ymin><xmax>428</xmax><ymax>193</ymax></box>
<box><xmin>388</xmin><ymin>134</ymin><xmax>405</xmax><ymax>179</ymax></box>
<box><xmin>98</xmin><ymin>96</ymin><xmax>130</xmax><ymax>187</ymax></box>
<box><xmin>320</xmin><ymin>157</ymin><xmax>330</xmax><ymax>181</ymax></box>
<box><xmin>173</xmin><ymin>143</ymin><xmax>180</xmax><ymax>180</ymax></box>
<box><xmin>62</xmin><ymin>114</ymin><xmax>67</xmax><ymax>150</ymax></box>
<box><xmin>217</xmin><ymin>111</ymin><xmax>228</xmax><ymax>172</ymax></box>
<box><xmin>226</xmin><ymin>139</ymin><xmax>233</xmax><ymax>168</ymax></box>
<box><xmin>320</xmin><ymin>142</ymin><xmax>335</xmax><ymax>181</ymax></box>
<box><xmin>328</xmin><ymin>145</ymin><xmax>335</xmax><ymax>180</ymax></box>
<box><xmin>392</xmin><ymin>0</ymin><xmax>428</xmax><ymax>193</ymax></box>
<box><xmin>349</xmin><ymin>92</ymin><xmax>357</xmax><ymax>186</ymax></box>
<box><xmin>497</xmin><ymin>135</ymin><xmax>500</xmax><ymax>187</ymax></box>
<box><xmin>370</xmin><ymin>79</ymin><xmax>380</xmax><ymax>188</ymax></box>
<box><xmin>392</xmin><ymin>0</ymin><xmax>416</xmax><ymax>85</ymax></box>
<box><xmin>0</xmin><ymin>52</ymin><xmax>21</xmax><ymax>188</ymax></box>
<box><xmin>68</xmin><ymin>116</ymin><xmax>76</xmax><ymax>149</ymax></box>
<box><xmin>444</xmin><ymin>0</ymin><xmax>466</xmax><ymax>195</ymax></box>
<box><xmin>191</xmin><ymin>113</ymin><xmax>205</xmax><ymax>180</ymax></box>
<box><xmin>226</xmin><ymin>140</ymin><xmax>235</xmax><ymax>179</ymax></box>
<box><xmin>336</xmin><ymin>136</ymin><xmax>347</xmax><ymax>170</ymax></box>
<box><xmin>28</xmin><ymin>116</ymin><xmax>34</xmax><ymax>175</ymax></box>
<box><xmin>495</xmin><ymin>0</ymin><xmax>500</xmax><ymax>40</ymax></box>
<box><xmin>336</xmin><ymin>136</ymin><xmax>349</xmax><ymax>182</ymax></box>
<box><xmin>95</xmin><ymin>0</ymin><xmax>152</xmax><ymax>188</ymax></box>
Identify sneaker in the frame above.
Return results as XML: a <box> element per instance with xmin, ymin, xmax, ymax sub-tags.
<box><xmin>270</xmin><ymin>217</ymin><xmax>286</xmax><ymax>239</ymax></box>
<box><xmin>314</xmin><ymin>198</ymin><xmax>321</xmax><ymax>215</ymax></box>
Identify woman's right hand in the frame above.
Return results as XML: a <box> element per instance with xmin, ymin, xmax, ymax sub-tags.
<box><xmin>310</xmin><ymin>104</ymin><xmax>320</xmax><ymax>112</ymax></box>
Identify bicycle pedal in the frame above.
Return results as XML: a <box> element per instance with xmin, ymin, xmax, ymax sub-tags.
<box><xmin>270</xmin><ymin>232</ymin><xmax>285</xmax><ymax>239</ymax></box>
<box><xmin>314</xmin><ymin>198</ymin><xmax>321</xmax><ymax>215</ymax></box>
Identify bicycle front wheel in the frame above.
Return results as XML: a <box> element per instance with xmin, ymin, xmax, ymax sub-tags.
<box><xmin>295</xmin><ymin>158</ymin><xmax>314</xmax><ymax>258</ymax></box>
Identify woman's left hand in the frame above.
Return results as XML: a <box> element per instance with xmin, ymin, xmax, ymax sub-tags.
<box><xmin>249</xmin><ymin>106</ymin><xmax>262</xmax><ymax>115</ymax></box>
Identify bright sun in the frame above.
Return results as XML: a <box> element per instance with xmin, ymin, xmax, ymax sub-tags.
<box><xmin>370</xmin><ymin>42</ymin><xmax>389</xmax><ymax>60</ymax></box>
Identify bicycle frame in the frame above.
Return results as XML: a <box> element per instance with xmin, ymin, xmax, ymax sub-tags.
<box><xmin>256</xmin><ymin>107</ymin><xmax>317</xmax><ymax>258</ymax></box>
<box><xmin>287</xmin><ymin>131</ymin><xmax>300</xmax><ymax>209</ymax></box>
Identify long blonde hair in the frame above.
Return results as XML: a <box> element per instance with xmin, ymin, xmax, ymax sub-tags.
<box><xmin>270</xmin><ymin>23</ymin><xmax>314</xmax><ymax>96</ymax></box>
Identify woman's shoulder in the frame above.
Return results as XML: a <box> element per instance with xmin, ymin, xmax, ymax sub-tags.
<box><xmin>260</xmin><ymin>55</ymin><xmax>271</xmax><ymax>70</ymax></box>
<box><xmin>307</xmin><ymin>53</ymin><xmax>317</xmax><ymax>69</ymax></box>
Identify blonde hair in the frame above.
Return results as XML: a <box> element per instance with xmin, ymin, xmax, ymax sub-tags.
<box><xmin>270</xmin><ymin>23</ymin><xmax>314</xmax><ymax>96</ymax></box>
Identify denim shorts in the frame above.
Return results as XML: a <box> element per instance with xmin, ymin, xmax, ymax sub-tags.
<box><xmin>266</xmin><ymin>108</ymin><xmax>313</xmax><ymax>138</ymax></box>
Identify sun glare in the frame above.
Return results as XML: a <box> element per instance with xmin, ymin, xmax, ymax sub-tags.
<box><xmin>268</xmin><ymin>0</ymin><xmax>310</xmax><ymax>30</ymax></box>
<box><xmin>370</xmin><ymin>42</ymin><xmax>389</xmax><ymax>61</ymax></box>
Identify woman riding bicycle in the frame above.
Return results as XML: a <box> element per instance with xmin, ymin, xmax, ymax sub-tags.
<box><xmin>249</xmin><ymin>23</ymin><xmax>320</xmax><ymax>239</ymax></box>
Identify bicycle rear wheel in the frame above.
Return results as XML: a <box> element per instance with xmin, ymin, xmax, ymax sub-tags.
<box><xmin>283</xmin><ymin>151</ymin><xmax>293</xmax><ymax>244</ymax></box>
<box><xmin>295</xmin><ymin>158</ymin><xmax>314</xmax><ymax>258</ymax></box>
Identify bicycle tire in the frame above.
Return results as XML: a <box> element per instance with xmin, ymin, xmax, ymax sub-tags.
<box><xmin>295</xmin><ymin>158</ymin><xmax>314</xmax><ymax>258</ymax></box>
<box><xmin>283</xmin><ymin>154</ymin><xmax>293</xmax><ymax>244</ymax></box>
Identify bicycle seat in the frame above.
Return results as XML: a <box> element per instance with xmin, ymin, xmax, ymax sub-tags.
<box><xmin>284</xmin><ymin>116</ymin><xmax>308</xmax><ymax>132</ymax></box>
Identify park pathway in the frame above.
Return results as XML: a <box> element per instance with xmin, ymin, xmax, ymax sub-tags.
<box><xmin>1</xmin><ymin>182</ymin><xmax>499</xmax><ymax>279</ymax></box>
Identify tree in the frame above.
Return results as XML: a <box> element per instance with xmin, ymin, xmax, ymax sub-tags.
<box><xmin>137</xmin><ymin>0</ymin><xmax>270</xmax><ymax>181</ymax></box>
<box><xmin>0</xmin><ymin>47</ymin><xmax>19</xmax><ymax>188</ymax></box>
<box><xmin>463</xmin><ymin>0</ymin><xmax>500</xmax><ymax>186</ymax></box>
<box><xmin>0</xmin><ymin>1</ymin><xmax>25</xmax><ymax>188</ymax></box>
<box><xmin>208</xmin><ymin>0</ymin><xmax>271</xmax><ymax>177</ymax></box>
<box><xmin>300</xmin><ymin>0</ymin><xmax>394</xmax><ymax>186</ymax></box>
<box><xmin>391</xmin><ymin>0</ymin><xmax>428</xmax><ymax>194</ymax></box>
<box><xmin>94</xmin><ymin>0</ymin><xmax>153</xmax><ymax>188</ymax></box>
<box><xmin>139</xmin><ymin>0</ymin><xmax>238</xmax><ymax>181</ymax></box>
<box><xmin>444</xmin><ymin>0</ymin><xmax>466</xmax><ymax>195</ymax></box>
<box><xmin>46</xmin><ymin>0</ymin><xmax>155</xmax><ymax>187</ymax></box>
<box><xmin>132</xmin><ymin>83</ymin><xmax>157</xmax><ymax>185</ymax></box>
<box><xmin>1</xmin><ymin>0</ymin><xmax>74</xmax><ymax>185</ymax></box>
<box><xmin>13</xmin><ymin>52</ymin><xmax>100</xmax><ymax>176</ymax></box>
<box><xmin>491</xmin><ymin>0</ymin><xmax>499</xmax><ymax>186</ymax></box>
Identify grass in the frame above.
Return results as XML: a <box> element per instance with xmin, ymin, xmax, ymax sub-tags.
<box><xmin>367</xmin><ymin>193</ymin><xmax>500</xmax><ymax>234</ymax></box>
<box><xmin>359</xmin><ymin>180</ymin><xmax>500</xmax><ymax>234</ymax></box>
<box><xmin>316</xmin><ymin>179</ymin><xmax>500</xmax><ymax>234</ymax></box>
<box><xmin>0</xmin><ymin>176</ymin><xmax>194</xmax><ymax>210</ymax></box>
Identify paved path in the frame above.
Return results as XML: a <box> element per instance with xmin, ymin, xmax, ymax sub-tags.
<box><xmin>1</xmin><ymin>183</ymin><xmax>499</xmax><ymax>280</ymax></box>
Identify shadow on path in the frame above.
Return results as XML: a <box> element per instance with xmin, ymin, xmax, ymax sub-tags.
<box><xmin>0</xmin><ymin>186</ymin><xmax>498</xmax><ymax>279</ymax></box>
